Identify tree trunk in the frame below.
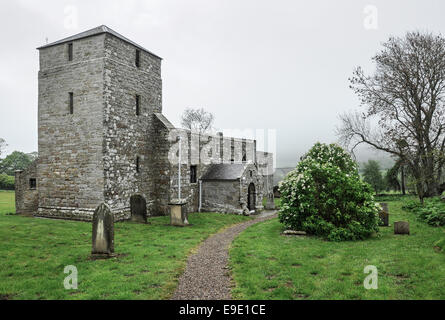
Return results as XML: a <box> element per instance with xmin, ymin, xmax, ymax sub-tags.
<box><xmin>401</xmin><ymin>166</ymin><xmax>406</xmax><ymax>195</ymax></box>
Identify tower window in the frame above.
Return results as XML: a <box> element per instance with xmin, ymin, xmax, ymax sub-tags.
<box><xmin>68</xmin><ymin>43</ymin><xmax>73</xmax><ymax>61</ymax></box>
<box><xmin>29</xmin><ymin>178</ymin><xmax>36</xmax><ymax>189</ymax></box>
<box><xmin>190</xmin><ymin>166</ymin><xmax>197</xmax><ymax>183</ymax></box>
<box><xmin>136</xmin><ymin>95</ymin><xmax>140</xmax><ymax>116</ymax></box>
<box><xmin>69</xmin><ymin>92</ymin><xmax>74</xmax><ymax>114</ymax></box>
<box><xmin>136</xmin><ymin>156</ymin><xmax>140</xmax><ymax>173</ymax></box>
<box><xmin>135</xmin><ymin>49</ymin><xmax>140</xmax><ymax>68</ymax></box>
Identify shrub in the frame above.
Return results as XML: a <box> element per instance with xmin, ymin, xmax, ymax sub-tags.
<box><xmin>278</xmin><ymin>143</ymin><xmax>380</xmax><ymax>241</ymax></box>
<box><xmin>403</xmin><ymin>197</ymin><xmax>445</xmax><ymax>227</ymax></box>
<box><xmin>0</xmin><ymin>174</ymin><xmax>14</xmax><ymax>190</ymax></box>
<box><xmin>434</xmin><ymin>238</ymin><xmax>445</xmax><ymax>253</ymax></box>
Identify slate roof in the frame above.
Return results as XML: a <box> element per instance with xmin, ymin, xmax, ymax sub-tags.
<box><xmin>154</xmin><ymin>113</ymin><xmax>176</xmax><ymax>130</ymax></box>
<box><xmin>201</xmin><ymin>164</ymin><xmax>247</xmax><ymax>181</ymax></box>
<box><xmin>37</xmin><ymin>25</ymin><xmax>162</xmax><ymax>59</ymax></box>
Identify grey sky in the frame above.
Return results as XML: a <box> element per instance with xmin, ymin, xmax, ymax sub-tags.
<box><xmin>1</xmin><ymin>0</ymin><xmax>444</xmax><ymax>167</ymax></box>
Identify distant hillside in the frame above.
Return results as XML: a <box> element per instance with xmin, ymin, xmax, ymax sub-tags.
<box><xmin>273</xmin><ymin>167</ymin><xmax>294</xmax><ymax>186</ymax></box>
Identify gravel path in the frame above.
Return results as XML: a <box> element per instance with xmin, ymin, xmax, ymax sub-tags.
<box><xmin>171</xmin><ymin>210</ymin><xmax>277</xmax><ymax>300</ymax></box>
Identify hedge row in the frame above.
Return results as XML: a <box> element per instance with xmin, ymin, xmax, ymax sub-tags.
<box><xmin>0</xmin><ymin>174</ymin><xmax>15</xmax><ymax>190</ymax></box>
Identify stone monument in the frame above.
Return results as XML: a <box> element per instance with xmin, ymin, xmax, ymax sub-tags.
<box><xmin>379</xmin><ymin>202</ymin><xmax>389</xmax><ymax>226</ymax></box>
<box><xmin>130</xmin><ymin>195</ymin><xmax>147</xmax><ymax>223</ymax></box>
<box><xmin>265</xmin><ymin>192</ymin><xmax>276</xmax><ymax>210</ymax></box>
<box><xmin>170</xmin><ymin>199</ymin><xmax>189</xmax><ymax>226</ymax></box>
<box><xmin>394</xmin><ymin>221</ymin><xmax>410</xmax><ymax>235</ymax></box>
<box><xmin>92</xmin><ymin>203</ymin><xmax>115</xmax><ymax>256</ymax></box>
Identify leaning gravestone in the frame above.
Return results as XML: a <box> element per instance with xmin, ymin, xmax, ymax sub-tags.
<box><xmin>379</xmin><ymin>202</ymin><xmax>389</xmax><ymax>226</ymax></box>
<box><xmin>130</xmin><ymin>195</ymin><xmax>147</xmax><ymax>223</ymax></box>
<box><xmin>394</xmin><ymin>221</ymin><xmax>410</xmax><ymax>235</ymax></box>
<box><xmin>92</xmin><ymin>203</ymin><xmax>114</xmax><ymax>256</ymax></box>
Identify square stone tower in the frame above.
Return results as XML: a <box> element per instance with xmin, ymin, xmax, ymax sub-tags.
<box><xmin>36</xmin><ymin>25</ymin><xmax>162</xmax><ymax>221</ymax></box>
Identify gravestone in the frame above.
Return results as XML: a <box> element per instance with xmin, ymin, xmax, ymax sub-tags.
<box><xmin>92</xmin><ymin>203</ymin><xmax>114</xmax><ymax>255</ymax></box>
<box><xmin>130</xmin><ymin>195</ymin><xmax>147</xmax><ymax>223</ymax></box>
<box><xmin>265</xmin><ymin>193</ymin><xmax>276</xmax><ymax>210</ymax></box>
<box><xmin>394</xmin><ymin>221</ymin><xmax>410</xmax><ymax>235</ymax></box>
<box><xmin>379</xmin><ymin>202</ymin><xmax>389</xmax><ymax>226</ymax></box>
<box><xmin>170</xmin><ymin>199</ymin><xmax>189</xmax><ymax>226</ymax></box>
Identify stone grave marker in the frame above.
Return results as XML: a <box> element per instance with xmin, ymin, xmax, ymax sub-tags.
<box><xmin>394</xmin><ymin>221</ymin><xmax>410</xmax><ymax>235</ymax></box>
<box><xmin>379</xmin><ymin>202</ymin><xmax>389</xmax><ymax>226</ymax></box>
<box><xmin>265</xmin><ymin>193</ymin><xmax>276</xmax><ymax>210</ymax></box>
<box><xmin>130</xmin><ymin>195</ymin><xmax>147</xmax><ymax>223</ymax></box>
<box><xmin>170</xmin><ymin>199</ymin><xmax>189</xmax><ymax>226</ymax></box>
<box><xmin>92</xmin><ymin>203</ymin><xmax>114</xmax><ymax>256</ymax></box>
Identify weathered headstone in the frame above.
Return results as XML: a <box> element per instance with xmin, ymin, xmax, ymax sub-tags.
<box><xmin>170</xmin><ymin>199</ymin><xmax>189</xmax><ymax>226</ymax></box>
<box><xmin>265</xmin><ymin>193</ymin><xmax>276</xmax><ymax>210</ymax></box>
<box><xmin>130</xmin><ymin>195</ymin><xmax>147</xmax><ymax>223</ymax></box>
<box><xmin>379</xmin><ymin>202</ymin><xmax>389</xmax><ymax>227</ymax></box>
<box><xmin>92</xmin><ymin>203</ymin><xmax>114</xmax><ymax>256</ymax></box>
<box><xmin>394</xmin><ymin>221</ymin><xmax>410</xmax><ymax>235</ymax></box>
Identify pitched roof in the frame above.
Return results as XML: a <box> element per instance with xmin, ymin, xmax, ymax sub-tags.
<box><xmin>37</xmin><ymin>25</ymin><xmax>162</xmax><ymax>59</ymax></box>
<box><xmin>201</xmin><ymin>163</ymin><xmax>247</xmax><ymax>181</ymax></box>
<box><xmin>154</xmin><ymin>113</ymin><xmax>176</xmax><ymax>130</ymax></box>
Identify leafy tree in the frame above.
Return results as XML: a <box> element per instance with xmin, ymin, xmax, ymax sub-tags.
<box><xmin>385</xmin><ymin>164</ymin><xmax>400</xmax><ymax>192</ymax></box>
<box><xmin>362</xmin><ymin>160</ymin><xmax>385</xmax><ymax>194</ymax></box>
<box><xmin>278</xmin><ymin>143</ymin><xmax>380</xmax><ymax>241</ymax></box>
<box><xmin>0</xmin><ymin>151</ymin><xmax>33</xmax><ymax>176</ymax></box>
<box><xmin>181</xmin><ymin>108</ymin><xmax>214</xmax><ymax>134</ymax></box>
<box><xmin>0</xmin><ymin>138</ymin><xmax>6</xmax><ymax>158</ymax></box>
<box><xmin>0</xmin><ymin>174</ymin><xmax>14</xmax><ymax>190</ymax></box>
<box><xmin>337</xmin><ymin>31</ymin><xmax>445</xmax><ymax>203</ymax></box>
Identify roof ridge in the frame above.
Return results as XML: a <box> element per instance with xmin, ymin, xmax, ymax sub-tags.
<box><xmin>37</xmin><ymin>25</ymin><xmax>162</xmax><ymax>60</ymax></box>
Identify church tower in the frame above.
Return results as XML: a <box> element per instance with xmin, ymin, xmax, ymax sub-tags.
<box><xmin>36</xmin><ymin>25</ymin><xmax>162</xmax><ymax>220</ymax></box>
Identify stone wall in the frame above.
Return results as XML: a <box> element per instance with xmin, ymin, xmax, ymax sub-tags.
<box><xmin>151</xmin><ymin>114</ymin><xmax>173</xmax><ymax>216</ymax></box>
<box><xmin>102</xmin><ymin>33</ymin><xmax>162</xmax><ymax>220</ymax></box>
<box><xmin>37</xmin><ymin>34</ymin><xmax>106</xmax><ymax>220</ymax></box>
<box><xmin>257</xmin><ymin>151</ymin><xmax>274</xmax><ymax>196</ymax></box>
<box><xmin>201</xmin><ymin>180</ymin><xmax>241</xmax><ymax>214</ymax></box>
<box><xmin>15</xmin><ymin>160</ymin><xmax>38</xmax><ymax>214</ymax></box>
<box><xmin>166</xmin><ymin>129</ymin><xmax>258</xmax><ymax>214</ymax></box>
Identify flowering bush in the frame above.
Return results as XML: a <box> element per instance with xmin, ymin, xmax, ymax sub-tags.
<box><xmin>278</xmin><ymin>143</ymin><xmax>380</xmax><ymax>241</ymax></box>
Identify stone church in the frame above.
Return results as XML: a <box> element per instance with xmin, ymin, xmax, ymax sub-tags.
<box><xmin>15</xmin><ymin>25</ymin><xmax>274</xmax><ymax>221</ymax></box>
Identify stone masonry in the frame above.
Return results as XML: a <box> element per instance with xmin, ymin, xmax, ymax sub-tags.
<box><xmin>15</xmin><ymin>25</ymin><xmax>274</xmax><ymax>220</ymax></box>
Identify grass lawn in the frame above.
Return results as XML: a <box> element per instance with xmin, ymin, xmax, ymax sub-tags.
<box><xmin>0</xmin><ymin>190</ymin><xmax>251</xmax><ymax>300</ymax></box>
<box><xmin>230</xmin><ymin>196</ymin><xmax>445</xmax><ymax>299</ymax></box>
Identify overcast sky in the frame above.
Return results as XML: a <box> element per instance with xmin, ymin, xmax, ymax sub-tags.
<box><xmin>1</xmin><ymin>0</ymin><xmax>445</xmax><ymax>167</ymax></box>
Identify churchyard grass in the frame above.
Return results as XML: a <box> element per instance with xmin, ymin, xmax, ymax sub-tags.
<box><xmin>0</xmin><ymin>191</ymin><xmax>251</xmax><ymax>299</ymax></box>
<box><xmin>230</xmin><ymin>196</ymin><xmax>445</xmax><ymax>299</ymax></box>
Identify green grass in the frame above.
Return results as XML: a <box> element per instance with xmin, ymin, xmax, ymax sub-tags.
<box><xmin>0</xmin><ymin>191</ymin><xmax>251</xmax><ymax>300</ymax></box>
<box><xmin>230</xmin><ymin>196</ymin><xmax>445</xmax><ymax>299</ymax></box>
<box><xmin>0</xmin><ymin>190</ymin><xmax>15</xmax><ymax>214</ymax></box>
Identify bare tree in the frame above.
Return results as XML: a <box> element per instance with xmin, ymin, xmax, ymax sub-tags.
<box><xmin>337</xmin><ymin>31</ymin><xmax>445</xmax><ymax>202</ymax></box>
<box><xmin>181</xmin><ymin>107</ymin><xmax>214</xmax><ymax>134</ymax></box>
<box><xmin>0</xmin><ymin>138</ymin><xmax>6</xmax><ymax>158</ymax></box>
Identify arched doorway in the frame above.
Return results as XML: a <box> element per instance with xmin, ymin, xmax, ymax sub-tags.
<box><xmin>130</xmin><ymin>194</ymin><xmax>147</xmax><ymax>223</ymax></box>
<box><xmin>247</xmin><ymin>183</ymin><xmax>256</xmax><ymax>211</ymax></box>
